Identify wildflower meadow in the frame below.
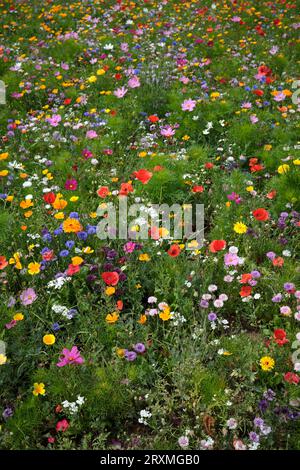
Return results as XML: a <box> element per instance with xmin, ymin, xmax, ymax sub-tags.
<box><xmin>0</xmin><ymin>0</ymin><xmax>300</xmax><ymax>453</ymax></box>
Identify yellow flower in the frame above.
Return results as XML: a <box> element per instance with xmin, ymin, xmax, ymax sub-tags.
<box><xmin>43</xmin><ymin>334</ymin><xmax>56</xmax><ymax>345</ymax></box>
<box><xmin>9</xmin><ymin>252</ymin><xmax>22</xmax><ymax>270</ymax></box>
<box><xmin>139</xmin><ymin>253</ymin><xmax>150</xmax><ymax>262</ymax></box>
<box><xmin>264</xmin><ymin>145</ymin><xmax>272</xmax><ymax>151</ymax></box>
<box><xmin>87</xmin><ymin>75</ymin><xmax>97</xmax><ymax>83</ymax></box>
<box><xmin>293</xmin><ymin>159</ymin><xmax>300</xmax><ymax>165</ymax></box>
<box><xmin>210</xmin><ymin>92</ymin><xmax>220</xmax><ymax>99</ymax></box>
<box><xmin>33</xmin><ymin>382</ymin><xmax>45</xmax><ymax>396</ymax></box>
<box><xmin>96</xmin><ymin>68</ymin><xmax>105</xmax><ymax>75</ymax></box>
<box><xmin>71</xmin><ymin>256</ymin><xmax>83</xmax><ymax>266</ymax></box>
<box><xmin>0</xmin><ymin>354</ymin><xmax>7</xmax><ymax>365</ymax></box>
<box><xmin>28</xmin><ymin>262</ymin><xmax>41</xmax><ymax>275</ymax></box>
<box><xmin>24</xmin><ymin>210</ymin><xmax>33</xmax><ymax>218</ymax></box>
<box><xmin>277</xmin><ymin>164</ymin><xmax>290</xmax><ymax>174</ymax></box>
<box><xmin>54</xmin><ymin>212</ymin><xmax>65</xmax><ymax>220</ymax></box>
<box><xmin>246</xmin><ymin>186</ymin><xmax>254</xmax><ymax>192</ymax></box>
<box><xmin>139</xmin><ymin>151</ymin><xmax>147</xmax><ymax>158</ymax></box>
<box><xmin>0</xmin><ymin>152</ymin><xmax>9</xmax><ymax>160</ymax></box>
<box><xmin>82</xmin><ymin>246</ymin><xmax>94</xmax><ymax>254</ymax></box>
<box><xmin>13</xmin><ymin>313</ymin><xmax>24</xmax><ymax>321</ymax></box>
<box><xmin>138</xmin><ymin>314</ymin><xmax>147</xmax><ymax>324</ymax></box>
<box><xmin>233</xmin><ymin>222</ymin><xmax>248</xmax><ymax>234</ymax></box>
<box><xmin>69</xmin><ymin>196</ymin><xmax>79</xmax><ymax>202</ymax></box>
<box><xmin>20</xmin><ymin>199</ymin><xmax>33</xmax><ymax>209</ymax></box>
<box><xmin>0</xmin><ymin>170</ymin><xmax>9</xmax><ymax>177</ymax></box>
<box><xmin>159</xmin><ymin>306</ymin><xmax>172</xmax><ymax>321</ymax></box>
<box><xmin>106</xmin><ymin>312</ymin><xmax>119</xmax><ymax>324</ymax></box>
<box><xmin>260</xmin><ymin>356</ymin><xmax>275</xmax><ymax>371</ymax></box>
<box><xmin>116</xmin><ymin>348</ymin><xmax>125</xmax><ymax>358</ymax></box>
<box><xmin>105</xmin><ymin>286</ymin><xmax>116</xmax><ymax>296</ymax></box>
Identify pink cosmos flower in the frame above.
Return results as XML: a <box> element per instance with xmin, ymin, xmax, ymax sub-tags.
<box><xmin>160</xmin><ymin>125</ymin><xmax>175</xmax><ymax>138</ymax></box>
<box><xmin>20</xmin><ymin>288</ymin><xmax>37</xmax><ymax>306</ymax></box>
<box><xmin>86</xmin><ymin>130</ymin><xmax>98</xmax><ymax>139</ymax></box>
<box><xmin>65</xmin><ymin>179</ymin><xmax>78</xmax><ymax>191</ymax></box>
<box><xmin>114</xmin><ymin>87</ymin><xmax>128</xmax><ymax>98</ymax></box>
<box><xmin>128</xmin><ymin>75</ymin><xmax>140</xmax><ymax>88</ymax></box>
<box><xmin>250</xmin><ymin>114</ymin><xmax>259</xmax><ymax>124</ymax></box>
<box><xmin>224</xmin><ymin>253</ymin><xmax>241</xmax><ymax>266</ymax></box>
<box><xmin>181</xmin><ymin>98</ymin><xmax>196</xmax><ymax>112</ymax></box>
<box><xmin>56</xmin><ymin>346</ymin><xmax>84</xmax><ymax>367</ymax></box>
<box><xmin>46</xmin><ymin>114</ymin><xmax>61</xmax><ymax>127</ymax></box>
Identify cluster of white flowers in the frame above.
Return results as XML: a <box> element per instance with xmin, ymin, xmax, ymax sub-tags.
<box><xmin>171</xmin><ymin>312</ymin><xmax>187</xmax><ymax>326</ymax></box>
<box><xmin>62</xmin><ymin>396</ymin><xmax>85</xmax><ymax>415</ymax></box>
<box><xmin>47</xmin><ymin>276</ymin><xmax>71</xmax><ymax>290</ymax></box>
<box><xmin>51</xmin><ymin>304</ymin><xmax>74</xmax><ymax>319</ymax></box>
<box><xmin>138</xmin><ymin>409</ymin><xmax>152</xmax><ymax>425</ymax></box>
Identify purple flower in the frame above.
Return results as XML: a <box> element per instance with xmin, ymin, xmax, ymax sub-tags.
<box><xmin>2</xmin><ymin>407</ymin><xmax>13</xmax><ymax>419</ymax></box>
<box><xmin>284</xmin><ymin>282</ymin><xmax>295</xmax><ymax>292</ymax></box>
<box><xmin>259</xmin><ymin>399</ymin><xmax>269</xmax><ymax>413</ymax></box>
<box><xmin>263</xmin><ymin>389</ymin><xmax>276</xmax><ymax>401</ymax></box>
<box><xmin>20</xmin><ymin>288</ymin><xmax>37</xmax><ymax>306</ymax></box>
<box><xmin>250</xmin><ymin>270</ymin><xmax>261</xmax><ymax>279</ymax></box>
<box><xmin>266</xmin><ymin>251</ymin><xmax>276</xmax><ymax>260</ymax></box>
<box><xmin>272</xmin><ymin>293</ymin><xmax>282</xmax><ymax>303</ymax></box>
<box><xmin>249</xmin><ymin>432</ymin><xmax>260</xmax><ymax>443</ymax></box>
<box><xmin>208</xmin><ymin>312</ymin><xmax>217</xmax><ymax>321</ymax></box>
<box><xmin>134</xmin><ymin>343</ymin><xmax>146</xmax><ymax>354</ymax></box>
<box><xmin>124</xmin><ymin>350</ymin><xmax>137</xmax><ymax>362</ymax></box>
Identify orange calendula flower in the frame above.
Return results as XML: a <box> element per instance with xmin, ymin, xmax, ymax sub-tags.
<box><xmin>63</xmin><ymin>218</ymin><xmax>83</xmax><ymax>233</ymax></box>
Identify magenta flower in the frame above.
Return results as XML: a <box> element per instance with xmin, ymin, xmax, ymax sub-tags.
<box><xmin>56</xmin><ymin>346</ymin><xmax>84</xmax><ymax>367</ymax></box>
<box><xmin>20</xmin><ymin>288</ymin><xmax>37</xmax><ymax>306</ymax></box>
<box><xmin>181</xmin><ymin>98</ymin><xmax>196</xmax><ymax>112</ymax></box>
<box><xmin>65</xmin><ymin>179</ymin><xmax>78</xmax><ymax>191</ymax></box>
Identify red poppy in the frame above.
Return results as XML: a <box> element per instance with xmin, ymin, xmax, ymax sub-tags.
<box><xmin>239</xmin><ymin>286</ymin><xmax>252</xmax><ymax>297</ymax></box>
<box><xmin>240</xmin><ymin>273</ymin><xmax>252</xmax><ymax>284</ymax></box>
<box><xmin>273</xmin><ymin>257</ymin><xmax>284</xmax><ymax>267</ymax></box>
<box><xmin>63</xmin><ymin>98</ymin><xmax>72</xmax><ymax>105</ymax></box>
<box><xmin>153</xmin><ymin>165</ymin><xmax>163</xmax><ymax>172</ymax></box>
<box><xmin>167</xmin><ymin>244</ymin><xmax>181</xmax><ymax>257</ymax></box>
<box><xmin>209</xmin><ymin>240</ymin><xmax>226</xmax><ymax>253</ymax></box>
<box><xmin>67</xmin><ymin>264</ymin><xmax>80</xmax><ymax>276</ymax></box>
<box><xmin>284</xmin><ymin>372</ymin><xmax>300</xmax><ymax>385</ymax></box>
<box><xmin>97</xmin><ymin>186</ymin><xmax>109</xmax><ymax>198</ymax></box>
<box><xmin>253</xmin><ymin>89</ymin><xmax>264</xmax><ymax>96</ymax></box>
<box><xmin>133</xmin><ymin>169</ymin><xmax>153</xmax><ymax>184</ymax></box>
<box><xmin>101</xmin><ymin>271</ymin><xmax>120</xmax><ymax>286</ymax></box>
<box><xmin>192</xmin><ymin>185</ymin><xmax>204</xmax><ymax>193</ymax></box>
<box><xmin>252</xmin><ymin>208</ymin><xmax>269</xmax><ymax>222</ymax></box>
<box><xmin>148</xmin><ymin>115</ymin><xmax>159</xmax><ymax>123</ymax></box>
<box><xmin>43</xmin><ymin>192</ymin><xmax>56</xmax><ymax>204</ymax></box>
<box><xmin>266</xmin><ymin>190</ymin><xmax>276</xmax><ymax>200</ymax></box>
<box><xmin>116</xmin><ymin>300</ymin><xmax>123</xmax><ymax>311</ymax></box>
<box><xmin>119</xmin><ymin>182</ymin><xmax>133</xmax><ymax>196</ymax></box>
<box><xmin>205</xmin><ymin>162</ymin><xmax>214</xmax><ymax>169</ymax></box>
<box><xmin>274</xmin><ymin>329</ymin><xmax>289</xmax><ymax>346</ymax></box>
<box><xmin>0</xmin><ymin>256</ymin><xmax>8</xmax><ymax>270</ymax></box>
